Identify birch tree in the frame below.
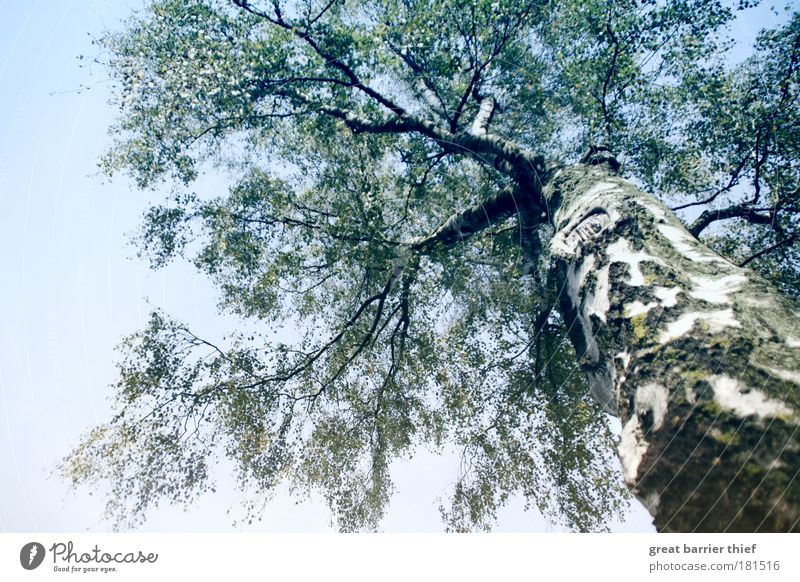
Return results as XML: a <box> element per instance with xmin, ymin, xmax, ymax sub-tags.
<box><xmin>63</xmin><ymin>0</ymin><xmax>800</xmax><ymax>532</ymax></box>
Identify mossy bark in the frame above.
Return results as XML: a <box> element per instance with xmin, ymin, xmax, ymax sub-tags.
<box><xmin>545</xmin><ymin>162</ymin><xmax>800</xmax><ymax>532</ymax></box>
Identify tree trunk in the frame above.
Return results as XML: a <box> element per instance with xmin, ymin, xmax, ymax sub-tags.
<box><xmin>545</xmin><ymin>161</ymin><xmax>800</xmax><ymax>532</ymax></box>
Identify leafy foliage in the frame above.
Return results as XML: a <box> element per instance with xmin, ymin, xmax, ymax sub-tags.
<box><xmin>680</xmin><ymin>14</ymin><xmax>800</xmax><ymax>295</ymax></box>
<box><xmin>63</xmin><ymin>0</ymin><xmax>799</xmax><ymax>530</ymax></box>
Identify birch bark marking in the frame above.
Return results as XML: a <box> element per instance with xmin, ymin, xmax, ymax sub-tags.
<box><xmin>546</xmin><ymin>162</ymin><xmax>800</xmax><ymax>532</ymax></box>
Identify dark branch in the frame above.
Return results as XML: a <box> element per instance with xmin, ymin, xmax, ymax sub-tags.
<box><xmin>233</xmin><ymin>0</ymin><xmax>407</xmax><ymax>117</ymax></box>
<box><xmin>689</xmin><ymin>203</ymin><xmax>773</xmax><ymax>237</ymax></box>
<box><xmin>599</xmin><ymin>20</ymin><xmax>621</xmax><ymax>142</ymax></box>
<box><xmin>739</xmin><ymin>233</ymin><xmax>799</xmax><ymax>267</ymax></box>
<box><xmin>386</xmin><ymin>41</ymin><xmax>452</xmax><ymax>123</ymax></box>
<box><xmin>408</xmin><ymin>184</ymin><xmax>544</xmax><ymax>252</ymax></box>
<box><xmin>671</xmin><ymin>154</ymin><xmax>750</xmax><ymax>211</ymax></box>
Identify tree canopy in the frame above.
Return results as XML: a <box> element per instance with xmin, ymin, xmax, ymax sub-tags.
<box><xmin>63</xmin><ymin>0</ymin><xmax>800</xmax><ymax>532</ymax></box>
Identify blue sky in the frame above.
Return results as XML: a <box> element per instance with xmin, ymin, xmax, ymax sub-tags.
<box><xmin>0</xmin><ymin>0</ymin><xmax>789</xmax><ymax>533</ymax></box>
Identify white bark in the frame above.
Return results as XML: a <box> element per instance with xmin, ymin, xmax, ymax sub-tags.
<box><xmin>545</xmin><ymin>163</ymin><xmax>800</xmax><ymax>532</ymax></box>
<box><xmin>470</xmin><ymin>97</ymin><xmax>495</xmax><ymax>136</ymax></box>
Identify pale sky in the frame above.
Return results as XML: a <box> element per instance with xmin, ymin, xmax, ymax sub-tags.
<box><xmin>0</xmin><ymin>0</ymin><xmax>787</xmax><ymax>533</ymax></box>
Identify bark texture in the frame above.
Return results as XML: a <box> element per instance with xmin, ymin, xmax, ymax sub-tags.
<box><xmin>545</xmin><ymin>162</ymin><xmax>800</xmax><ymax>532</ymax></box>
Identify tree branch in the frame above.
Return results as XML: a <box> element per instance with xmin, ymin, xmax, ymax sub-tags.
<box><xmin>407</xmin><ymin>184</ymin><xmax>544</xmax><ymax>251</ymax></box>
<box><xmin>671</xmin><ymin>153</ymin><xmax>749</xmax><ymax>211</ymax></box>
<box><xmin>317</xmin><ymin>104</ymin><xmax>412</xmax><ymax>134</ymax></box>
<box><xmin>451</xmin><ymin>65</ymin><xmax>484</xmax><ymax>132</ymax></box>
<box><xmin>739</xmin><ymin>233</ymin><xmax>799</xmax><ymax>267</ymax></box>
<box><xmin>470</xmin><ymin>95</ymin><xmax>496</xmax><ymax>136</ymax></box>
<box><xmin>386</xmin><ymin>41</ymin><xmax>452</xmax><ymax>123</ymax></box>
<box><xmin>689</xmin><ymin>203</ymin><xmax>773</xmax><ymax>236</ymax></box>
<box><xmin>315</xmin><ymin>100</ymin><xmax>543</xmax><ymax>191</ymax></box>
<box><xmin>306</xmin><ymin>0</ymin><xmax>339</xmax><ymax>26</ymax></box>
<box><xmin>229</xmin><ymin>270</ymin><xmax>400</xmax><ymax>397</ymax></box>
<box><xmin>233</xmin><ymin>0</ymin><xmax>407</xmax><ymax>117</ymax></box>
<box><xmin>599</xmin><ymin>20</ymin><xmax>621</xmax><ymax>142</ymax></box>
